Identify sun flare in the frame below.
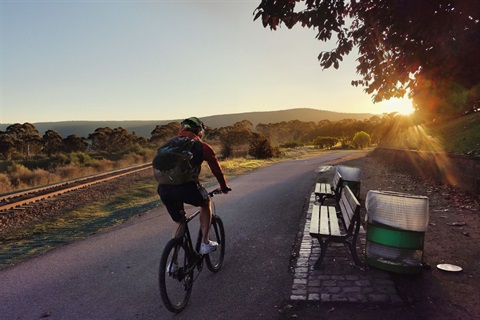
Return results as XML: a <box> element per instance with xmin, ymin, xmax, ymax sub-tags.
<box><xmin>377</xmin><ymin>98</ymin><xmax>415</xmax><ymax>115</ymax></box>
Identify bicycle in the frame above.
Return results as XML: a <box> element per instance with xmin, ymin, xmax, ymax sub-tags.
<box><xmin>158</xmin><ymin>188</ymin><xmax>228</xmax><ymax>313</ymax></box>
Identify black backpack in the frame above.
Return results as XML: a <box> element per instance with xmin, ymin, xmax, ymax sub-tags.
<box><xmin>152</xmin><ymin>136</ymin><xmax>200</xmax><ymax>185</ymax></box>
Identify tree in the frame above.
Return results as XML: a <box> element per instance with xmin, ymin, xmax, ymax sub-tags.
<box><xmin>0</xmin><ymin>133</ymin><xmax>16</xmax><ymax>160</ymax></box>
<box><xmin>218</xmin><ymin>122</ymin><xmax>254</xmax><ymax>158</ymax></box>
<box><xmin>63</xmin><ymin>135</ymin><xmax>88</xmax><ymax>153</ymax></box>
<box><xmin>150</xmin><ymin>122</ymin><xmax>181</xmax><ymax>144</ymax></box>
<box><xmin>88</xmin><ymin>127</ymin><xmax>113</xmax><ymax>152</ymax></box>
<box><xmin>254</xmin><ymin>1</ymin><xmax>480</xmax><ymax>118</ymax></box>
<box><xmin>43</xmin><ymin>130</ymin><xmax>64</xmax><ymax>156</ymax></box>
<box><xmin>232</xmin><ymin>119</ymin><xmax>254</xmax><ymax>132</ymax></box>
<box><xmin>109</xmin><ymin>127</ymin><xmax>136</xmax><ymax>152</ymax></box>
<box><xmin>88</xmin><ymin>127</ymin><xmax>139</xmax><ymax>153</ymax></box>
<box><xmin>3</xmin><ymin>123</ymin><xmax>43</xmax><ymax>158</ymax></box>
<box><xmin>248</xmin><ymin>133</ymin><xmax>279</xmax><ymax>159</ymax></box>
<box><xmin>352</xmin><ymin>131</ymin><xmax>371</xmax><ymax>149</ymax></box>
<box><xmin>205</xmin><ymin>127</ymin><xmax>221</xmax><ymax>140</ymax></box>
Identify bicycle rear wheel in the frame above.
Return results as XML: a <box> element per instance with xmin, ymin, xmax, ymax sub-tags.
<box><xmin>205</xmin><ymin>215</ymin><xmax>225</xmax><ymax>272</ymax></box>
<box><xmin>159</xmin><ymin>238</ymin><xmax>194</xmax><ymax>313</ymax></box>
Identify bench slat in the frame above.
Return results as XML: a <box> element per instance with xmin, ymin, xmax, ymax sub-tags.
<box><xmin>315</xmin><ymin>183</ymin><xmax>331</xmax><ymax>195</ymax></box>
<box><xmin>328</xmin><ymin>206</ymin><xmax>341</xmax><ymax>236</ymax></box>
<box><xmin>322</xmin><ymin>184</ymin><xmax>330</xmax><ymax>194</ymax></box>
<box><xmin>310</xmin><ymin>205</ymin><xmax>341</xmax><ymax>237</ymax></box>
<box><xmin>340</xmin><ymin>200</ymin><xmax>353</xmax><ymax>227</ymax></box>
<box><xmin>332</xmin><ymin>170</ymin><xmax>342</xmax><ymax>187</ymax></box>
<box><xmin>340</xmin><ymin>186</ymin><xmax>360</xmax><ymax>231</ymax></box>
<box><xmin>319</xmin><ymin>205</ymin><xmax>330</xmax><ymax>235</ymax></box>
<box><xmin>310</xmin><ymin>205</ymin><xmax>320</xmax><ymax>235</ymax></box>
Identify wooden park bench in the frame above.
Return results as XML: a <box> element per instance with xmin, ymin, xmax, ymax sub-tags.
<box><xmin>309</xmin><ymin>185</ymin><xmax>362</xmax><ymax>269</ymax></box>
<box><xmin>315</xmin><ymin>170</ymin><xmax>343</xmax><ymax>205</ymax></box>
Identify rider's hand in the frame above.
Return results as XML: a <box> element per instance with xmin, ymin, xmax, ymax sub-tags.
<box><xmin>220</xmin><ymin>186</ymin><xmax>231</xmax><ymax>194</ymax></box>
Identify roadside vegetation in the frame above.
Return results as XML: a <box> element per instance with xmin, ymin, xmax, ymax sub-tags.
<box><xmin>1</xmin><ymin>111</ymin><xmax>479</xmax><ymax>268</ymax></box>
<box><xmin>0</xmin><ymin>147</ymin><xmax>324</xmax><ymax>268</ymax></box>
<box><xmin>2</xmin><ymin>112</ymin><xmax>479</xmax><ymax>195</ymax></box>
<box><xmin>0</xmin><ymin>117</ymin><xmax>373</xmax><ymax>194</ymax></box>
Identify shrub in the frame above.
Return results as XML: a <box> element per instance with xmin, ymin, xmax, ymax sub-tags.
<box><xmin>0</xmin><ymin>173</ymin><xmax>12</xmax><ymax>193</ymax></box>
<box><xmin>249</xmin><ymin>134</ymin><xmax>280</xmax><ymax>159</ymax></box>
<box><xmin>92</xmin><ymin>159</ymin><xmax>115</xmax><ymax>172</ymax></box>
<box><xmin>7</xmin><ymin>163</ymin><xmax>35</xmax><ymax>188</ymax></box>
<box><xmin>30</xmin><ymin>168</ymin><xmax>60</xmax><ymax>186</ymax></box>
<box><xmin>69</xmin><ymin>152</ymin><xmax>99</xmax><ymax>167</ymax></box>
<box><xmin>50</xmin><ymin>154</ymin><xmax>70</xmax><ymax>167</ymax></box>
<box><xmin>122</xmin><ymin>151</ymin><xmax>155</xmax><ymax>165</ymax></box>
<box><xmin>352</xmin><ymin>131</ymin><xmax>372</xmax><ymax>149</ymax></box>
<box><xmin>280</xmin><ymin>141</ymin><xmax>302</xmax><ymax>148</ymax></box>
<box><xmin>313</xmin><ymin>136</ymin><xmax>338</xmax><ymax>149</ymax></box>
<box><xmin>55</xmin><ymin>165</ymin><xmax>81</xmax><ymax>180</ymax></box>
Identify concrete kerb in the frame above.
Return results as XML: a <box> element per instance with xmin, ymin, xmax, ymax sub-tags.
<box><xmin>290</xmin><ymin>192</ymin><xmax>403</xmax><ymax>305</ymax></box>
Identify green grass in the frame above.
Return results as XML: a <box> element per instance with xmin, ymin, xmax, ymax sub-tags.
<box><xmin>430</xmin><ymin>113</ymin><xmax>480</xmax><ymax>154</ymax></box>
<box><xmin>379</xmin><ymin>112</ymin><xmax>480</xmax><ymax>154</ymax></box>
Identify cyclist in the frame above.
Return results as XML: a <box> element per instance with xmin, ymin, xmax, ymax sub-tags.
<box><xmin>157</xmin><ymin>117</ymin><xmax>231</xmax><ymax>255</ymax></box>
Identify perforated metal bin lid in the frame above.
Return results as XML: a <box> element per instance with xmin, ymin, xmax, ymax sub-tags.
<box><xmin>366</xmin><ymin>190</ymin><xmax>429</xmax><ymax>232</ymax></box>
<box><xmin>336</xmin><ymin>165</ymin><xmax>362</xmax><ymax>182</ymax></box>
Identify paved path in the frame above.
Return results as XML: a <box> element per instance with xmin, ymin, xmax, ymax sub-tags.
<box><xmin>290</xmin><ymin>192</ymin><xmax>403</xmax><ymax>304</ymax></box>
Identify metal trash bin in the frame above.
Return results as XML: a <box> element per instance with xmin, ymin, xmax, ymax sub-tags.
<box><xmin>365</xmin><ymin>190</ymin><xmax>429</xmax><ymax>274</ymax></box>
<box><xmin>336</xmin><ymin>165</ymin><xmax>362</xmax><ymax>198</ymax></box>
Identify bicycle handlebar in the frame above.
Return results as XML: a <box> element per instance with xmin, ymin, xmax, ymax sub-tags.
<box><xmin>209</xmin><ymin>187</ymin><xmax>232</xmax><ymax>197</ymax></box>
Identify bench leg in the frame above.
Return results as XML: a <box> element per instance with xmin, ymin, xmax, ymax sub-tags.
<box><xmin>348</xmin><ymin>220</ymin><xmax>362</xmax><ymax>266</ymax></box>
<box><xmin>319</xmin><ymin>196</ymin><xmax>326</xmax><ymax>205</ymax></box>
<box><xmin>313</xmin><ymin>237</ymin><xmax>328</xmax><ymax>269</ymax></box>
<box><xmin>346</xmin><ymin>240</ymin><xmax>362</xmax><ymax>266</ymax></box>
<box><xmin>312</xmin><ymin>236</ymin><xmax>362</xmax><ymax>269</ymax></box>
<box><xmin>315</xmin><ymin>194</ymin><xmax>327</xmax><ymax>205</ymax></box>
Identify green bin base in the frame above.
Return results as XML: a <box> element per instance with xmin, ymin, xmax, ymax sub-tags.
<box><xmin>365</xmin><ymin>222</ymin><xmax>425</xmax><ymax>274</ymax></box>
<box><xmin>365</xmin><ymin>254</ymin><xmax>423</xmax><ymax>274</ymax></box>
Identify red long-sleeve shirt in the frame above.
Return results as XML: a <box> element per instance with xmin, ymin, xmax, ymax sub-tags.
<box><xmin>178</xmin><ymin>130</ymin><xmax>228</xmax><ymax>189</ymax></box>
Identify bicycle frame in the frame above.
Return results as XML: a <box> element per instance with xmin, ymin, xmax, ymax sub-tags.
<box><xmin>159</xmin><ymin>188</ymin><xmax>227</xmax><ymax>313</ymax></box>
<box><xmin>173</xmin><ymin>190</ymin><xmax>220</xmax><ymax>276</ymax></box>
<box><xmin>177</xmin><ymin>189</ymin><xmax>222</xmax><ymax>264</ymax></box>
<box><xmin>177</xmin><ymin>209</ymin><xmax>204</xmax><ymax>275</ymax></box>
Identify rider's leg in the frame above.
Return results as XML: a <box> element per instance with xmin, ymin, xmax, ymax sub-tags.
<box><xmin>199</xmin><ymin>197</ymin><xmax>212</xmax><ymax>244</ymax></box>
<box><xmin>173</xmin><ymin>210</ymin><xmax>186</xmax><ymax>238</ymax></box>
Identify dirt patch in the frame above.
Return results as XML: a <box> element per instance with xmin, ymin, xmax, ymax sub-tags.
<box><xmin>285</xmin><ymin>153</ymin><xmax>480</xmax><ymax>319</ymax></box>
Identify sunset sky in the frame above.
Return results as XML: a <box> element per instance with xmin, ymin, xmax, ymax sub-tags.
<box><xmin>0</xmin><ymin>0</ymin><xmax>414</xmax><ymax>124</ymax></box>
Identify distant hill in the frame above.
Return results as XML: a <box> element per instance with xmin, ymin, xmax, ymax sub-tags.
<box><xmin>0</xmin><ymin>108</ymin><xmax>374</xmax><ymax>138</ymax></box>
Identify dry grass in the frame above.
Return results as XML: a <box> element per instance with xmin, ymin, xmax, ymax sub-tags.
<box><xmin>0</xmin><ymin>147</ymin><xmax>322</xmax><ymax>194</ymax></box>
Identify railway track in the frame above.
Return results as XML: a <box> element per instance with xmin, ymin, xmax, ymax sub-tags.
<box><xmin>0</xmin><ymin>164</ymin><xmax>151</xmax><ymax>213</ymax></box>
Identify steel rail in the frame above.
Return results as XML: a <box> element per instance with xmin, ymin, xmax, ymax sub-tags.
<box><xmin>0</xmin><ymin>163</ymin><xmax>151</xmax><ymax>212</ymax></box>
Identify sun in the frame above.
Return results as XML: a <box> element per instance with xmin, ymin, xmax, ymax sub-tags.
<box><xmin>377</xmin><ymin>97</ymin><xmax>415</xmax><ymax>115</ymax></box>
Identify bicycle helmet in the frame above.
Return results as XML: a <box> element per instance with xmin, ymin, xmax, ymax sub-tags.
<box><xmin>181</xmin><ymin>117</ymin><xmax>206</xmax><ymax>135</ymax></box>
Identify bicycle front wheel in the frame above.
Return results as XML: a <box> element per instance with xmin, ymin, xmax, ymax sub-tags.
<box><xmin>206</xmin><ymin>215</ymin><xmax>225</xmax><ymax>272</ymax></box>
<box><xmin>159</xmin><ymin>238</ymin><xmax>194</xmax><ymax>313</ymax></box>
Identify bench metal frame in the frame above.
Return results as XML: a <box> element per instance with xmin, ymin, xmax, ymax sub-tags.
<box><xmin>315</xmin><ymin>170</ymin><xmax>343</xmax><ymax>205</ymax></box>
<box><xmin>309</xmin><ymin>185</ymin><xmax>362</xmax><ymax>269</ymax></box>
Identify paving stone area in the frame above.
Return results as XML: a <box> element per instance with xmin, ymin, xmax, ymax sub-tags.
<box><xmin>290</xmin><ymin>193</ymin><xmax>403</xmax><ymax>305</ymax></box>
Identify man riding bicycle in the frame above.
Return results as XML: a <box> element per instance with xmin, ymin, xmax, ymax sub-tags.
<box><xmin>157</xmin><ymin>117</ymin><xmax>231</xmax><ymax>255</ymax></box>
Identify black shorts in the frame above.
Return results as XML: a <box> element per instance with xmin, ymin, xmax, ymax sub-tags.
<box><xmin>157</xmin><ymin>181</ymin><xmax>209</xmax><ymax>222</ymax></box>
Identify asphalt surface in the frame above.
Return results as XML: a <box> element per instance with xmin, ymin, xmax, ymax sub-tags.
<box><xmin>1</xmin><ymin>151</ymin><xmax>379</xmax><ymax>320</ymax></box>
